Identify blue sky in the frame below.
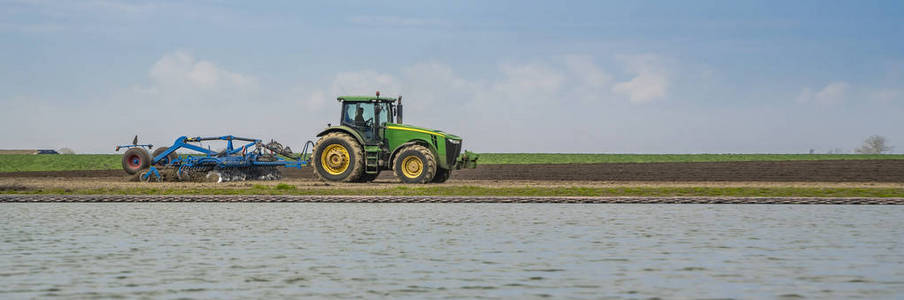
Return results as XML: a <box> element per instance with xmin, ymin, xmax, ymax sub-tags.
<box><xmin>1</xmin><ymin>0</ymin><xmax>902</xmax><ymax>153</ymax></box>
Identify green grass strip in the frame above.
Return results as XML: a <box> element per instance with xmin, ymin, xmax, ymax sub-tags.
<box><xmin>0</xmin><ymin>154</ymin><xmax>121</xmax><ymax>172</ymax></box>
<box><xmin>3</xmin><ymin>185</ymin><xmax>902</xmax><ymax>198</ymax></box>
<box><xmin>3</xmin><ymin>153</ymin><xmax>904</xmax><ymax>172</ymax></box>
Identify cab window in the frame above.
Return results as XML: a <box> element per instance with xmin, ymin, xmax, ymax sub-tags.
<box><xmin>342</xmin><ymin>102</ymin><xmax>375</xmax><ymax>128</ymax></box>
<box><xmin>377</xmin><ymin>103</ymin><xmax>391</xmax><ymax>127</ymax></box>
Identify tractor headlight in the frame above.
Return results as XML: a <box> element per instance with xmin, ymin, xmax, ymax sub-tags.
<box><xmin>447</xmin><ymin>139</ymin><xmax>460</xmax><ymax>144</ymax></box>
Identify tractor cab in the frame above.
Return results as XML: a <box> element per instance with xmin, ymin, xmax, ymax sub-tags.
<box><xmin>337</xmin><ymin>94</ymin><xmax>399</xmax><ymax>145</ymax></box>
<box><xmin>338</xmin><ymin>96</ymin><xmax>397</xmax><ymax>145</ymax></box>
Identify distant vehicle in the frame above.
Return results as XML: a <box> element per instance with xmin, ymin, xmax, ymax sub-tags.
<box><xmin>0</xmin><ymin>149</ymin><xmax>58</xmax><ymax>155</ymax></box>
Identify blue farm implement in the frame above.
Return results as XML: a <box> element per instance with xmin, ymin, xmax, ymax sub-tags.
<box><xmin>116</xmin><ymin>135</ymin><xmax>313</xmax><ymax>182</ymax></box>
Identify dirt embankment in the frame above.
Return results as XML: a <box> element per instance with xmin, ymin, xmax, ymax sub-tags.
<box><xmin>3</xmin><ymin>160</ymin><xmax>901</xmax><ymax>182</ymax></box>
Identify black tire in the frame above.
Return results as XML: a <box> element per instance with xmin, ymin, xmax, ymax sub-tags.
<box><xmin>431</xmin><ymin>168</ymin><xmax>451</xmax><ymax>183</ymax></box>
<box><xmin>312</xmin><ymin>132</ymin><xmax>365</xmax><ymax>182</ymax></box>
<box><xmin>122</xmin><ymin>148</ymin><xmax>150</xmax><ymax>175</ymax></box>
<box><xmin>393</xmin><ymin>145</ymin><xmax>436</xmax><ymax>184</ymax></box>
<box><xmin>356</xmin><ymin>172</ymin><xmax>380</xmax><ymax>182</ymax></box>
<box><xmin>151</xmin><ymin>147</ymin><xmax>178</xmax><ymax>166</ymax></box>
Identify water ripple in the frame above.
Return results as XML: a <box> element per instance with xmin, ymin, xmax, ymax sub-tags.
<box><xmin>1</xmin><ymin>203</ymin><xmax>903</xmax><ymax>298</ymax></box>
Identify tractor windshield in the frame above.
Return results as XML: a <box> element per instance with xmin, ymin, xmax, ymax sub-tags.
<box><xmin>341</xmin><ymin>102</ymin><xmax>379</xmax><ymax>143</ymax></box>
<box><xmin>342</xmin><ymin>102</ymin><xmax>375</xmax><ymax>128</ymax></box>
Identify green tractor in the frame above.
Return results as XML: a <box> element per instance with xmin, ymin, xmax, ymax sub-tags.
<box><xmin>312</xmin><ymin>92</ymin><xmax>478</xmax><ymax>183</ymax></box>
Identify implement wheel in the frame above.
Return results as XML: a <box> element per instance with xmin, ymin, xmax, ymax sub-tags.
<box><xmin>393</xmin><ymin>145</ymin><xmax>436</xmax><ymax>184</ymax></box>
<box><xmin>151</xmin><ymin>147</ymin><xmax>178</xmax><ymax>166</ymax></box>
<box><xmin>122</xmin><ymin>148</ymin><xmax>150</xmax><ymax>175</ymax></box>
<box><xmin>312</xmin><ymin>132</ymin><xmax>364</xmax><ymax>182</ymax></box>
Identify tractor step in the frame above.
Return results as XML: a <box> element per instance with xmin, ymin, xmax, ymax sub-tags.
<box><xmin>365</xmin><ymin>150</ymin><xmax>380</xmax><ymax>173</ymax></box>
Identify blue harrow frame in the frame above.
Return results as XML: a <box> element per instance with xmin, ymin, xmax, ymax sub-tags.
<box><xmin>117</xmin><ymin>135</ymin><xmax>313</xmax><ymax>182</ymax></box>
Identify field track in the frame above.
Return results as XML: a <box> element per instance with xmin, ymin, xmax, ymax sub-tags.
<box><xmin>2</xmin><ymin>194</ymin><xmax>902</xmax><ymax>204</ymax></box>
<box><xmin>3</xmin><ymin>160</ymin><xmax>902</xmax><ymax>182</ymax></box>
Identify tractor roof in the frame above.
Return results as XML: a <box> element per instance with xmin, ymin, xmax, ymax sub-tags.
<box><xmin>337</xmin><ymin>96</ymin><xmax>398</xmax><ymax>102</ymax></box>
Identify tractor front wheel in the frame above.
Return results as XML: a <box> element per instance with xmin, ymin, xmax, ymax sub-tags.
<box><xmin>122</xmin><ymin>148</ymin><xmax>150</xmax><ymax>175</ymax></box>
<box><xmin>312</xmin><ymin>132</ymin><xmax>365</xmax><ymax>182</ymax></box>
<box><xmin>393</xmin><ymin>145</ymin><xmax>436</xmax><ymax>184</ymax></box>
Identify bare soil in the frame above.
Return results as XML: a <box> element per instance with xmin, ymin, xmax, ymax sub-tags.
<box><xmin>447</xmin><ymin>160</ymin><xmax>904</xmax><ymax>182</ymax></box>
<box><xmin>284</xmin><ymin>160</ymin><xmax>904</xmax><ymax>182</ymax></box>
<box><xmin>2</xmin><ymin>160</ymin><xmax>903</xmax><ymax>182</ymax></box>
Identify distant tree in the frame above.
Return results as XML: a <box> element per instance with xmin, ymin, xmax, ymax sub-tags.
<box><xmin>57</xmin><ymin>148</ymin><xmax>76</xmax><ymax>154</ymax></box>
<box><xmin>854</xmin><ymin>135</ymin><xmax>893</xmax><ymax>154</ymax></box>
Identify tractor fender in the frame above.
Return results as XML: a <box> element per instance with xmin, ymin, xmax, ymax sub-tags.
<box><xmin>315</xmin><ymin>126</ymin><xmax>366</xmax><ymax>146</ymax></box>
<box><xmin>389</xmin><ymin>140</ymin><xmax>439</xmax><ymax>169</ymax></box>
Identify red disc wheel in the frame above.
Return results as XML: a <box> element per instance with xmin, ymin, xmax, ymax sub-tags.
<box><xmin>122</xmin><ymin>148</ymin><xmax>150</xmax><ymax>175</ymax></box>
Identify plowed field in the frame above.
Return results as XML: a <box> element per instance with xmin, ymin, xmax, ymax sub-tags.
<box><xmin>2</xmin><ymin>160</ymin><xmax>901</xmax><ymax>182</ymax></box>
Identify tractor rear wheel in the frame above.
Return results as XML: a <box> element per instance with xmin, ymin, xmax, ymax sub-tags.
<box><xmin>431</xmin><ymin>168</ymin><xmax>451</xmax><ymax>183</ymax></box>
<box><xmin>151</xmin><ymin>147</ymin><xmax>178</xmax><ymax>166</ymax></box>
<box><xmin>312</xmin><ymin>132</ymin><xmax>365</xmax><ymax>182</ymax></box>
<box><xmin>122</xmin><ymin>148</ymin><xmax>150</xmax><ymax>175</ymax></box>
<box><xmin>393</xmin><ymin>145</ymin><xmax>436</xmax><ymax>184</ymax></box>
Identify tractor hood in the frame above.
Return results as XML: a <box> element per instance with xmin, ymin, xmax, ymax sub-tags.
<box><xmin>385</xmin><ymin>123</ymin><xmax>461</xmax><ymax>140</ymax></box>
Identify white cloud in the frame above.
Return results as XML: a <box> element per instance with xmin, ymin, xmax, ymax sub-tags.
<box><xmin>402</xmin><ymin>62</ymin><xmax>475</xmax><ymax>91</ymax></box>
<box><xmin>491</xmin><ymin>63</ymin><xmax>565</xmax><ymax>98</ymax></box>
<box><xmin>290</xmin><ymin>70</ymin><xmax>400</xmax><ymax>124</ymax></box>
<box><xmin>399</xmin><ymin>62</ymin><xmax>480</xmax><ymax>108</ymax></box>
<box><xmin>563</xmin><ymin>55</ymin><xmax>611</xmax><ymax>88</ymax></box>
<box><xmin>796</xmin><ymin>81</ymin><xmax>850</xmax><ymax>104</ymax></box>
<box><xmin>611</xmin><ymin>54</ymin><xmax>669</xmax><ymax>103</ymax></box>
<box><xmin>148</xmin><ymin>51</ymin><xmax>257</xmax><ymax>91</ymax></box>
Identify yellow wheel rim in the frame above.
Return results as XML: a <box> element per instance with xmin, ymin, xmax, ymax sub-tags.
<box><xmin>401</xmin><ymin>156</ymin><xmax>423</xmax><ymax>178</ymax></box>
<box><xmin>321</xmin><ymin>144</ymin><xmax>350</xmax><ymax>175</ymax></box>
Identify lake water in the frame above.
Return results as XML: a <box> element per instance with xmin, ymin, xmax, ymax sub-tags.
<box><xmin>1</xmin><ymin>203</ymin><xmax>903</xmax><ymax>299</ymax></box>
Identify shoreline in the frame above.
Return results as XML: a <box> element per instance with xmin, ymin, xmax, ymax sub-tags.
<box><xmin>3</xmin><ymin>178</ymin><xmax>904</xmax><ymax>198</ymax></box>
<box><xmin>3</xmin><ymin>194</ymin><xmax>903</xmax><ymax>204</ymax></box>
